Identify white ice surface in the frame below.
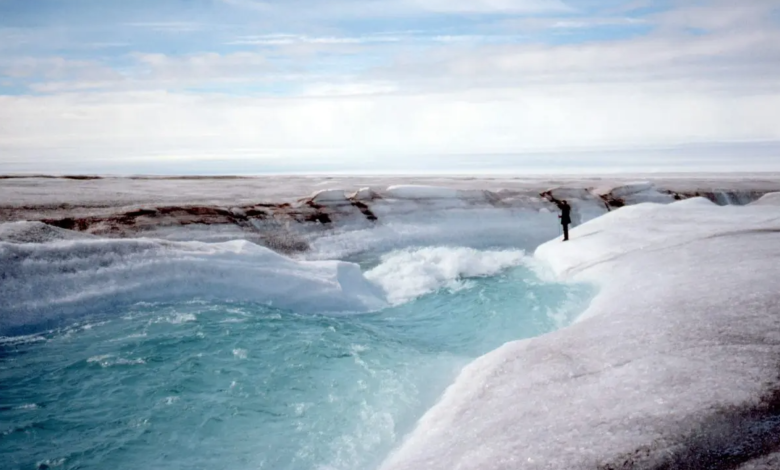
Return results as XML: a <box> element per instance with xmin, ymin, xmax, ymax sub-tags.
<box><xmin>0</xmin><ymin>221</ymin><xmax>96</xmax><ymax>243</ymax></box>
<box><xmin>0</xmin><ymin>238</ymin><xmax>387</xmax><ymax>334</ymax></box>
<box><xmin>385</xmin><ymin>185</ymin><xmax>462</xmax><ymax>199</ymax></box>
<box><xmin>3</xmin><ymin>175</ymin><xmax>777</xmax><ymax>216</ymax></box>
<box><xmin>308</xmin><ymin>188</ymin><xmax>349</xmax><ymax>204</ymax></box>
<box><xmin>598</xmin><ymin>181</ymin><xmax>677</xmax><ymax>205</ymax></box>
<box><xmin>594</xmin><ymin>181</ymin><xmax>655</xmax><ymax>197</ymax></box>
<box><xmin>350</xmin><ymin>187</ymin><xmax>380</xmax><ymax>201</ymax></box>
<box><xmin>752</xmin><ymin>192</ymin><xmax>780</xmax><ymax>206</ymax></box>
<box><xmin>381</xmin><ymin>200</ymin><xmax>780</xmax><ymax>470</ymax></box>
<box><xmin>2</xmin><ymin>177</ymin><xmax>777</xmax><ymax>255</ymax></box>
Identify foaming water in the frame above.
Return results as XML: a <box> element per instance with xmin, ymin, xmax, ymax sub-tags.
<box><xmin>0</xmin><ymin>262</ymin><xmax>591</xmax><ymax>470</ymax></box>
<box><xmin>365</xmin><ymin>247</ymin><xmax>528</xmax><ymax>305</ymax></box>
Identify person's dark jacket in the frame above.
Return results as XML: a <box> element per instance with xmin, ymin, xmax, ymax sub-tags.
<box><xmin>558</xmin><ymin>202</ymin><xmax>572</xmax><ymax>225</ymax></box>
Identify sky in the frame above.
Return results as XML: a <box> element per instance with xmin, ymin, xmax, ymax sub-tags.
<box><xmin>0</xmin><ymin>0</ymin><xmax>779</xmax><ymax>174</ymax></box>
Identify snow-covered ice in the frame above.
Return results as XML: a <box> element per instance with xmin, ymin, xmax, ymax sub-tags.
<box><xmin>350</xmin><ymin>187</ymin><xmax>381</xmax><ymax>201</ymax></box>
<box><xmin>4</xmin><ymin>176</ymin><xmax>777</xmax><ymax>253</ymax></box>
<box><xmin>0</xmin><ymin>221</ymin><xmax>96</xmax><ymax>244</ymax></box>
<box><xmin>2</xmin><ymin>175</ymin><xmax>778</xmax><ymax>218</ymax></box>
<box><xmin>0</xmin><ymin>239</ymin><xmax>388</xmax><ymax>334</ymax></box>
<box><xmin>381</xmin><ymin>198</ymin><xmax>780</xmax><ymax>470</ymax></box>
<box><xmin>307</xmin><ymin>189</ymin><xmax>349</xmax><ymax>204</ymax></box>
<box><xmin>753</xmin><ymin>192</ymin><xmax>780</xmax><ymax>206</ymax></box>
<box><xmin>3</xmin><ymin>175</ymin><xmax>780</xmax><ymax>468</ymax></box>
<box><xmin>385</xmin><ymin>185</ymin><xmax>462</xmax><ymax>199</ymax></box>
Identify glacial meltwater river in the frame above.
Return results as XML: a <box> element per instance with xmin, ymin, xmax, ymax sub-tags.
<box><xmin>1</xmin><ymin>244</ymin><xmax>592</xmax><ymax>470</ymax></box>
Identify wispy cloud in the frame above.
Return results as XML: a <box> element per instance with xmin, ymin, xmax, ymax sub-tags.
<box><xmin>15</xmin><ymin>52</ymin><xmax>279</xmax><ymax>93</ymax></box>
<box><xmin>227</xmin><ymin>33</ymin><xmax>405</xmax><ymax>46</ymax></box>
<box><xmin>405</xmin><ymin>0</ymin><xmax>570</xmax><ymax>14</ymax></box>
<box><xmin>221</xmin><ymin>0</ymin><xmax>569</xmax><ymax>16</ymax></box>
<box><xmin>226</xmin><ymin>31</ymin><xmax>526</xmax><ymax>46</ymax></box>
<box><xmin>299</xmin><ymin>80</ymin><xmax>398</xmax><ymax>96</ymax></box>
<box><xmin>132</xmin><ymin>52</ymin><xmax>272</xmax><ymax>79</ymax></box>
<box><xmin>549</xmin><ymin>17</ymin><xmax>646</xmax><ymax>29</ymax></box>
<box><xmin>653</xmin><ymin>0</ymin><xmax>777</xmax><ymax>32</ymax></box>
<box><xmin>1</xmin><ymin>57</ymin><xmax>119</xmax><ymax>81</ymax></box>
<box><xmin>127</xmin><ymin>22</ymin><xmax>207</xmax><ymax>33</ymax></box>
<box><xmin>370</xmin><ymin>28</ymin><xmax>780</xmax><ymax>92</ymax></box>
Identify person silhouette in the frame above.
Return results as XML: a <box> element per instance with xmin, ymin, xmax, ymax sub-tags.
<box><xmin>556</xmin><ymin>200</ymin><xmax>572</xmax><ymax>241</ymax></box>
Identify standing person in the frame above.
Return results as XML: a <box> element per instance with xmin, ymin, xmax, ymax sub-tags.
<box><xmin>557</xmin><ymin>200</ymin><xmax>572</xmax><ymax>241</ymax></box>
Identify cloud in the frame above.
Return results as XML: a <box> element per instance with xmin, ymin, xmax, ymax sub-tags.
<box><xmin>654</xmin><ymin>0</ymin><xmax>779</xmax><ymax>32</ymax></box>
<box><xmin>227</xmin><ymin>33</ymin><xmax>404</xmax><ymax>46</ymax></box>
<box><xmin>408</xmin><ymin>0</ymin><xmax>569</xmax><ymax>14</ymax></box>
<box><xmin>0</xmin><ymin>57</ymin><xmax>120</xmax><ymax>81</ymax></box>
<box><xmin>30</xmin><ymin>17</ymin><xmax>776</xmax><ymax>96</ymax></box>
<box><xmin>299</xmin><ymin>81</ymin><xmax>398</xmax><ymax>96</ymax></box>
<box><xmin>2</xmin><ymin>0</ymin><xmax>780</xmax><ymax>173</ymax></box>
<box><xmin>2</xmin><ymin>81</ymin><xmax>779</xmax><ymax>161</ymax></box>
<box><xmin>6</xmin><ymin>52</ymin><xmax>277</xmax><ymax>93</ymax></box>
<box><xmin>368</xmin><ymin>15</ymin><xmax>780</xmax><ymax>93</ymax></box>
<box><xmin>126</xmin><ymin>22</ymin><xmax>207</xmax><ymax>33</ymax></box>
<box><xmin>548</xmin><ymin>17</ymin><xmax>646</xmax><ymax>29</ymax></box>
<box><xmin>132</xmin><ymin>52</ymin><xmax>272</xmax><ymax>81</ymax></box>
<box><xmin>221</xmin><ymin>0</ymin><xmax>568</xmax><ymax>17</ymax></box>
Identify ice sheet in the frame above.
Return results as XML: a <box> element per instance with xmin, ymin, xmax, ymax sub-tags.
<box><xmin>4</xmin><ymin>176</ymin><xmax>777</xmax><ymax>257</ymax></box>
<box><xmin>2</xmin><ymin>175</ymin><xmax>778</xmax><ymax>219</ymax></box>
<box><xmin>3</xmin><ymin>175</ymin><xmax>780</xmax><ymax>466</ymax></box>
<box><xmin>381</xmin><ymin>200</ymin><xmax>780</xmax><ymax>469</ymax></box>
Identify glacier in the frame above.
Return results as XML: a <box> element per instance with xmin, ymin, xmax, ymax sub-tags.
<box><xmin>2</xmin><ymin>175</ymin><xmax>780</xmax><ymax>469</ymax></box>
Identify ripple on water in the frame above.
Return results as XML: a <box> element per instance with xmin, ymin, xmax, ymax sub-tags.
<box><xmin>0</xmin><ymin>264</ymin><xmax>593</xmax><ymax>470</ymax></box>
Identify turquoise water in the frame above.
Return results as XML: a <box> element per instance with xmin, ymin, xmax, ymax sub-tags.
<box><xmin>0</xmin><ymin>264</ymin><xmax>591</xmax><ymax>470</ymax></box>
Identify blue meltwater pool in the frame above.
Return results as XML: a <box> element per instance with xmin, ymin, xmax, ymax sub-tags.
<box><xmin>0</xmin><ymin>246</ymin><xmax>592</xmax><ymax>470</ymax></box>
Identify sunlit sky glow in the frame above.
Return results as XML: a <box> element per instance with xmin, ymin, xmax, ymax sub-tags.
<box><xmin>1</xmin><ymin>0</ymin><xmax>779</xmax><ymax>174</ymax></box>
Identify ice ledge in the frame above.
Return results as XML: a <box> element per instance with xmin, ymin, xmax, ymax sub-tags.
<box><xmin>381</xmin><ymin>201</ymin><xmax>780</xmax><ymax>470</ymax></box>
<box><xmin>752</xmin><ymin>192</ymin><xmax>780</xmax><ymax>206</ymax></box>
<box><xmin>3</xmin><ymin>181</ymin><xmax>776</xmax><ymax>248</ymax></box>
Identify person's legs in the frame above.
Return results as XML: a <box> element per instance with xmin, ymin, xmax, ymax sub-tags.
<box><xmin>563</xmin><ymin>224</ymin><xmax>569</xmax><ymax>241</ymax></box>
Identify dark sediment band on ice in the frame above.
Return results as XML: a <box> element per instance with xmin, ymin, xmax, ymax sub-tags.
<box><xmin>0</xmin><ymin>174</ymin><xmax>104</xmax><ymax>180</ymax></box>
<box><xmin>31</xmin><ymin>197</ymin><xmax>377</xmax><ymax>241</ymax></box>
<box><xmin>0</xmin><ymin>191</ymin><xmax>387</xmax><ymax>252</ymax></box>
<box><xmin>1</xmin><ymin>183</ymin><xmax>774</xmax><ymax>240</ymax></box>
